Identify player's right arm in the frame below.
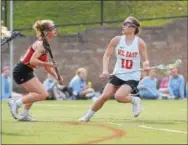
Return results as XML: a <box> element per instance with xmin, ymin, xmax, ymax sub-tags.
<box><xmin>100</xmin><ymin>36</ymin><xmax>121</xmax><ymax>79</ymax></box>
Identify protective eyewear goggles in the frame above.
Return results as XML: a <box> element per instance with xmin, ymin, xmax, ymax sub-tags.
<box><xmin>47</xmin><ymin>25</ymin><xmax>56</xmax><ymax>31</ymax></box>
<box><xmin>123</xmin><ymin>22</ymin><xmax>137</xmax><ymax>28</ymax></box>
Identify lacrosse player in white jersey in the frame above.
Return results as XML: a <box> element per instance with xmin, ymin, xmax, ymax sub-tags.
<box><xmin>79</xmin><ymin>16</ymin><xmax>150</xmax><ymax>122</ymax></box>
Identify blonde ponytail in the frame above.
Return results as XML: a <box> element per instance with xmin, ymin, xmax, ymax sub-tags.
<box><xmin>33</xmin><ymin>20</ymin><xmax>42</xmax><ymax>38</ymax></box>
<box><xmin>33</xmin><ymin>20</ymin><xmax>54</xmax><ymax>38</ymax></box>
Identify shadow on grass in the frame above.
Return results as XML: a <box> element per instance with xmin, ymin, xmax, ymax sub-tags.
<box><xmin>33</xmin><ymin>120</ymin><xmax>87</xmax><ymax>126</ymax></box>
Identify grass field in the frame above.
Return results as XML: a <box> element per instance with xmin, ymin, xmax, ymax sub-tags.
<box><xmin>1</xmin><ymin>100</ymin><xmax>187</xmax><ymax>144</ymax></box>
<box><xmin>3</xmin><ymin>1</ymin><xmax>187</xmax><ymax>34</ymax></box>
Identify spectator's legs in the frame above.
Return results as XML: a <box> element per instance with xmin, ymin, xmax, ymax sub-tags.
<box><xmin>140</xmin><ymin>90</ymin><xmax>159</xmax><ymax>99</ymax></box>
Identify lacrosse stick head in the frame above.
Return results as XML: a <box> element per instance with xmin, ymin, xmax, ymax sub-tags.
<box><xmin>155</xmin><ymin>59</ymin><xmax>182</xmax><ymax>74</ymax></box>
<box><xmin>167</xmin><ymin>59</ymin><xmax>182</xmax><ymax>69</ymax></box>
<box><xmin>1</xmin><ymin>26</ymin><xmax>11</xmax><ymax>39</ymax></box>
<box><xmin>156</xmin><ymin>59</ymin><xmax>182</xmax><ymax>70</ymax></box>
<box><xmin>174</xmin><ymin>59</ymin><xmax>182</xmax><ymax>67</ymax></box>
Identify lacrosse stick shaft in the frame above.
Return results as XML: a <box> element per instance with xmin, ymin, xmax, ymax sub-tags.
<box><xmin>111</xmin><ymin>59</ymin><xmax>181</xmax><ymax>76</ymax></box>
<box><xmin>43</xmin><ymin>37</ymin><xmax>61</xmax><ymax>81</ymax></box>
<box><xmin>110</xmin><ymin>67</ymin><xmax>155</xmax><ymax>76</ymax></box>
<box><xmin>48</xmin><ymin>50</ymin><xmax>61</xmax><ymax>81</ymax></box>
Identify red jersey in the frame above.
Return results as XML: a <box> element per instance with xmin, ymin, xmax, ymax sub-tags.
<box><xmin>21</xmin><ymin>46</ymin><xmax>48</xmax><ymax>68</ymax></box>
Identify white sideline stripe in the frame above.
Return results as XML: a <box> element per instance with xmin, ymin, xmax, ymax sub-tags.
<box><xmin>139</xmin><ymin>125</ymin><xmax>187</xmax><ymax>134</ymax></box>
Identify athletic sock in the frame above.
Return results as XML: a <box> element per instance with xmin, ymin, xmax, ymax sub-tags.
<box><xmin>15</xmin><ymin>98</ymin><xmax>23</xmax><ymax>107</ymax></box>
<box><xmin>85</xmin><ymin>108</ymin><xmax>95</xmax><ymax>119</ymax></box>
<box><xmin>22</xmin><ymin>108</ymin><xmax>29</xmax><ymax>115</ymax></box>
<box><xmin>131</xmin><ymin>97</ymin><xmax>137</xmax><ymax>104</ymax></box>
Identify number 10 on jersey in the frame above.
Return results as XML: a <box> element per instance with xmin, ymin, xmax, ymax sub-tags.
<box><xmin>121</xmin><ymin>59</ymin><xmax>133</xmax><ymax>69</ymax></box>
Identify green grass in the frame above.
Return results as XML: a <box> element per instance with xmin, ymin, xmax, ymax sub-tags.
<box><xmin>2</xmin><ymin>1</ymin><xmax>187</xmax><ymax>34</ymax></box>
<box><xmin>2</xmin><ymin>100</ymin><xmax>187</xmax><ymax>144</ymax></box>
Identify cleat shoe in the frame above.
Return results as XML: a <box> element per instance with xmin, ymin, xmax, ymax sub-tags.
<box><xmin>78</xmin><ymin>116</ymin><xmax>90</xmax><ymax>122</ymax></box>
<box><xmin>18</xmin><ymin>114</ymin><xmax>36</xmax><ymax>121</ymax></box>
<box><xmin>132</xmin><ymin>97</ymin><xmax>141</xmax><ymax>117</ymax></box>
<box><xmin>8</xmin><ymin>99</ymin><xmax>19</xmax><ymax>119</ymax></box>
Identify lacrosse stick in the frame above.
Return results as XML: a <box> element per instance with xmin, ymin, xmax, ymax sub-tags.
<box><xmin>1</xmin><ymin>31</ymin><xmax>25</xmax><ymax>46</ymax></box>
<box><xmin>43</xmin><ymin>37</ymin><xmax>61</xmax><ymax>82</ymax></box>
<box><xmin>111</xmin><ymin>59</ymin><xmax>182</xmax><ymax>76</ymax></box>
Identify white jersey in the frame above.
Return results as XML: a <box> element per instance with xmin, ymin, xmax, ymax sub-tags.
<box><xmin>113</xmin><ymin>35</ymin><xmax>141</xmax><ymax>81</ymax></box>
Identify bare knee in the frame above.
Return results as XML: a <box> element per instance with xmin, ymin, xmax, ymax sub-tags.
<box><xmin>114</xmin><ymin>95</ymin><xmax>122</xmax><ymax>103</ymax></box>
<box><xmin>114</xmin><ymin>94</ymin><xmax>128</xmax><ymax>103</ymax></box>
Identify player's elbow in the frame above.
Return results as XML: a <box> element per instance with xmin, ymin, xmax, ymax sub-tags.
<box><xmin>30</xmin><ymin>57</ymin><xmax>37</xmax><ymax>65</ymax></box>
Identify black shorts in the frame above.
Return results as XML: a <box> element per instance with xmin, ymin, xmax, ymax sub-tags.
<box><xmin>13</xmin><ymin>61</ymin><xmax>35</xmax><ymax>84</ymax></box>
<box><xmin>109</xmin><ymin>75</ymin><xmax>139</xmax><ymax>94</ymax></box>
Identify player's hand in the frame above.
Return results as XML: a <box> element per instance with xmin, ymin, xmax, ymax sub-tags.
<box><xmin>44</xmin><ymin>62</ymin><xmax>57</xmax><ymax>68</ymax></box>
<box><xmin>143</xmin><ymin>60</ymin><xmax>150</xmax><ymax>71</ymax></box>
<box><xmin>99</xmin><ymin>71</ymin><xmax>109</xmax><ymax>80</ymax></box>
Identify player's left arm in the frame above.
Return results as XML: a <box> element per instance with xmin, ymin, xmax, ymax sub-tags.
<box><xmin>44</xmin><ymin>66</ymin><xmax>58</xmax><ymax>80</ymax></box>
<box><xmin>138</xmin><ymin>38</ymin><xmax>150</xmax><ymax>69</ymax></box>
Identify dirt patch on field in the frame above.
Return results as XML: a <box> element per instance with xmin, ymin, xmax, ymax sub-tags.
<box><xmin>65</xmin><ymin>122</ymin><xmax>126</xmax><ymax>144</ymax></box>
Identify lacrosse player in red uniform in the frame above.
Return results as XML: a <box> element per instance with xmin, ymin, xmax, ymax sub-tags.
<box><xmin>8</xmin><ymin>20</ymin><xmax>63</xmax><ymax>121</ymax></box>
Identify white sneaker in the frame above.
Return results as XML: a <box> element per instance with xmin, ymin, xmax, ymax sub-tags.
<box><xmin>8</xmin><ymin>99</ymin><xmax>19</xmax><ymax>119</ymax></box>
<box><xmin>132</xmin><ymin>97</ymin><xmax>141</xmax><ymax>117</ymax></box>
<box><xmin>78</xmin><ymin>116</ymin><xmax>90</xmax><ymax>122</ymax></box>
<box><xmin>18</xmin><ymin>113</ymin><xmax>36</xmax><ymax>121</ymax></box>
